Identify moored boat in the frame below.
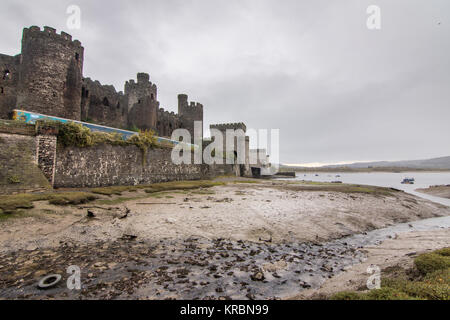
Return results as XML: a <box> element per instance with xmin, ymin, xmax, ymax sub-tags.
<box><xmin>401</xmin><ymin>178</ymin><xmax>415</xmax><ymax>184</ymax></box>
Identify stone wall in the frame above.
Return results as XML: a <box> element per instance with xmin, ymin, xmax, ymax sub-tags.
<box><xmin>0</xmin><ymin>54</ymin><xmax>20</xmax><ymax>119</ymax></box>
<box><xmin>16</xmin><ymin>26</ymin><xmax>84</xmax><ymax>120</ymax></box>
<box><xmin>0</xmin><ymin>27</ymin><xmax>206</xmax><ymax>142</ymax></box>
<box><xmin>156</xmin><ymin>108</ymin><xmax>182</xmax><ymax>137</ymax></box>
<box><xmin>178</xmin><ymin>94</ymin><xmax>203</xmax><ymax>142</ymax></box>
<box><xmin>54</xmin><ymin>144</ymin><xmax>236</xmax><ymax>188</ymax></box>
<box><xmin>0</xmin><ymin>130</ymin><xmax>51</xmax><ymax>194</ymax></box>
<box><xmin>0</xmin><ymin>121</ymin><xmax>238</xmax><ymax>192</ymax></box>
<box><xmin>81</xmin><ymin>78</ymin><xmax>128</xmax><ymax>128</ymax></box>
<box><xmin>36</xmin><ymin>135</ymin><xmax>57</xmax><ymax>186</ymax></box>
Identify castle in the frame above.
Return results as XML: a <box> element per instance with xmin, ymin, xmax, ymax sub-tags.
<box><xmin>0</xmin><ymin>26</ymin><xmax>202</xmax><ymax>139</ymax></box>
<box><xmin>0</xmin><ymin>26</ymin><xmax>276</xmax><ymax>191</ymax></box>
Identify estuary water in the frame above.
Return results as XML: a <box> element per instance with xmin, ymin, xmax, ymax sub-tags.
<box><xmin>292</xmin><ymin>171</ymin><xmax>450</xmax><ymax>206</ymax></box>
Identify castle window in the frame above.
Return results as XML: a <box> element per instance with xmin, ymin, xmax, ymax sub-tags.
<box><xmin>103</xmin><ymin>97</ymin><xmax>109</xmax><ymax>106</ymax></box>
<box><xmin>138</xmin><ymin>99</ymin><xmax>141</xmax><ymax>104</ymax></box>
<box><xmin>0</xmin><ymin>87</ymin><xmax>3</xmax><ymax>94</ymax></box>
<box><xmin>151</xmin><ymin>93</ymin><xmax>154</xmax><ymax>100</ymax></box>
<box><xmin>82</xmin><ymin>87</ymin><xmax>88</xmax><ymax>98</ymax></box>
<box><xmin>117</xmin><ymin>102</ymin><xmax>121</xmax><ymax>109</ymax></box>
<box><xmin>3</xmin><ymin>70</ymin><xmax>10</xmax><ymax>80</ymax></box>
<box><xmin>75</xmin><ymin>53</ymin><xmax>79</xmax><ymax>61</ymax></box>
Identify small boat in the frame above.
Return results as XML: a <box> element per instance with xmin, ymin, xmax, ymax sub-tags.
<box><xmin>336</xmin><ymin>175</ymin><xmax>341</xmax><ymax>177</ymax></box>
<box><xmin>315</xmin><ymin>174</ymin><xmax>319</xmax><ymax>177</ymax></box>
<box><xmin>401</xmin><ymin>178</ymin><xmax>415</xmax><ymax>184</ymax></box>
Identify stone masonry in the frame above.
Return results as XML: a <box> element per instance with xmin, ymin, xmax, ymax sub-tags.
<box><xmin>0</xmin><ymin>26</ymin><xmax>203</xmax><ymax>138</ymax></box>
<box><xmin>36</xmin><ymin>135</ymin><xmax>57</xmax><ymax>186</ymax></box>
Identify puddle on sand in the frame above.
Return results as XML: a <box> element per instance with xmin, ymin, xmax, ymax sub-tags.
<box><xmin>0</xmin><ymin>215</ymin><xmax>448</xmax><ymax>300</ymax></box>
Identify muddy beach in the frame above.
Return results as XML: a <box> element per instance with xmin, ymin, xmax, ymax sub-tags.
<box><xmin>0</xmin><ymin>179</ymin><xmax>449</xmax><ymax>299</ymax></box>
<box><xmin>417</xmin><ymin>185</ymin><xmax>450</xmax><ymax>199</ymax></box>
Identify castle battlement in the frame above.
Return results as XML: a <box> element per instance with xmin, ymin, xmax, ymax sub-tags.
<box><xmin>178</xmin><ymin>94</ymin><xmax>203</xmax><ymax>114</ymax></box>
<box><xmin>22</xmin><ymin>26</ymin><xmax>83</xmax><ymax>49</ymax></box>
<box><xmin>158</xmin><ymin>108</ymin><xmax>179</xmax><ymax>117</ymax></box>
<box><xmin>124</xmin><ymin>73</ymin><xmax>157</xmax><ymax>97</ymax></box>
<box><xmin>189</xmin><ymin>101</ymin><xmax>203</xmax><ymax>109</ymax></box>
<box><xmin>210</xmin><ymin>122</ymin><xmax>247</xmax><ymax>132</ymax></box>
<box><xmin>1</xmin><ymin>25</ymin><xmax>205</xmax><ymax>140</ymax></box>
<box><xmin>82</xmin><ymin>78</ymin><xmax>120</xmax><ymax>95</ymax></box>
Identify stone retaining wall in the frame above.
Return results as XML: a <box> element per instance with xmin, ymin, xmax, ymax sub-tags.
<box><xmin>0</xmin><ymin>121</ymin><xmax>238</xmax><ymax>193</ymax></box>
<box><xmin>54</xmin><ymin>144</ymin><xmax>236</xmax><ymax>188</ymax></box>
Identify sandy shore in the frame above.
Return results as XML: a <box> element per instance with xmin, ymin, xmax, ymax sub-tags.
<box><xmin>1</xmin><ymin>180</ymin><xmax>448</xmax><ymax>252</ymax></box>
<box><xmin>0</xmin><ymin>179</ymin><xmax>449</xmax><ymax>299</ymax></box>
<box><xmin>417</xmin><ymin>185</ymin><xmax>450</xmax><ymax>199</ymax></box>
<box><xmin>289</xmin><ymin>228</ymin><xmax>450</xmax><ymax>299</ymax></box>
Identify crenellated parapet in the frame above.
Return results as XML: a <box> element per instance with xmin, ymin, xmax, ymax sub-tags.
<box><xmin>16</xmin><ymin>26</ymin><xmax>84</xmax><ymax>120</ymax></box>
<box><xmin>0</xmin><ymin>26</ymin><xmax>213</xmax><ymax>145</ymax></box>
<box><xmin>178</xmin><ymin>94</ymin><xmax>203</xmax><ymax>116</ymax></box>
<box><xmin>210</xmin><ymin>122</ymin><xmax>247</xmax><ymax>133</ymax></box>
<box><xmin>22</xmin><ymin>26</ymin><xmax>83</xmax><ymax>50</ymax></box>
<box><xmin>82</xmin><ymin>78</ymin><xmax>122</xmax><ymax>97</ymax></box>
<box><xmin>125</xmin><ymin>72</ymin><xmax>157</xmax><ymax>107</ymax></box>
<box><xmin>155</xmin><ymin>107</ymin><xmax>181</xmax><ymax>137</ymax></box>
<box><xmin>177</xmin><ymin>94</ymin><xmax>204</xmax><ymax>142</ymax></box>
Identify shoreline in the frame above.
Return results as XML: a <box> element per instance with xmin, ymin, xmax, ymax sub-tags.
<box><xmin>0</xmin><ymin>179</ymin><xmax>449</xmax><ymax>299</ymax></box>
<box><xmin>288</xmin><ymin>228</ymin><xmax>450</xmax><ymax>300</ymax></box>
<box><xmin>416</xmin><ymin>185</ymin><xmax>450</xmax><ymax>199</ymax></box>
<box><xmin>280</xmin><ymin>168</ymin><xmax>450</xmax><ymax>173</ymax></box>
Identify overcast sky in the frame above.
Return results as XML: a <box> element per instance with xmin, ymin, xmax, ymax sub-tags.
<box><xmin>1</xmin><ymin>0</ymin><xmax>449</xmax><ymax>164</ymax></box>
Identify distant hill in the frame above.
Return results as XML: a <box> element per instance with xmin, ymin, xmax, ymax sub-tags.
<box><xmin>282</xmin><ymin>156</ymin><xmax>450</xmax><ymax>171</ymax></box>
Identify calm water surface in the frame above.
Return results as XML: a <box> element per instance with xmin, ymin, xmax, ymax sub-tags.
<box><xmin>292</xmin><ymin>172</ymin><xmax>450</xmax><ymax>206</ymax></box>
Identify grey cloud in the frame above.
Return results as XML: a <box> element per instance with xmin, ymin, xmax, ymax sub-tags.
<box><xmin>1</xmin><ymin>0</ymin><xmax>449</xmax><ymax>164</ymax></box>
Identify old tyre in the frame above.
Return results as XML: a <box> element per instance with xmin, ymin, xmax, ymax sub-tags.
<box><xmin>38</xmin><ymin>274</ymin><xmax>62</xmax><ymax>289</ymax></box>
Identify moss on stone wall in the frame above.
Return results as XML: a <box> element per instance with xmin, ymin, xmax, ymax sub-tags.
<box><xmin>0</xmin><ymin>120</ymin><xmax>36</xmax><ymax>136</ymax></box>
<box><xmin>40</xmin><ymin>120</ymin><xmax>158</xmax><ymax>151</ymax></box>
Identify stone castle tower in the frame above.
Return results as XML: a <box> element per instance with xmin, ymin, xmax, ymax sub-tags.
<box><xmin>178</xmin><ymin>94</ymin><xmax>203</xmax><ymax>141</ymax></box>
<box><xmin>16</xmin><ymin>26</ymin><xmax>84</xmax><ymax>120</ymax></box>
<box><xmin>0</xmin><ymin>26</ymin><xmax>203</xmax><ymax>138</ymax></box>
<box><xmin>125</xmin><ymin>73</ymin><xmax>159</xmax><ymax>130</ymax></box>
